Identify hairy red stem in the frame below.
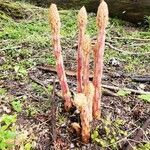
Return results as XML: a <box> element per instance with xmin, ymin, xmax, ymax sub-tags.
<box><xmin>82</xmin><ymin>35</ymin><xmax>90</xmax><ymax>93</ymax></box>
<box><xmin>49</xmin><ymin>4</ymin><xmax>72</xmax><ymax>111</ymax></box>
<box><xmin>93</xmin><ymin>0</ymin><xmax>108</xmax><ymax>119</ymax></box>
<box><xmin>82</xmin><ymin>35</ymin><xmax>94</xmax><ymax>122</ymax></box>
<box><xmin>80</xmin><ymin>105</ymin><xmax>90</xmax><ymax>143</ymax></box>
<box><xmin>77</xmin><ymin>7</ymin><xmax>87</xmax><ymax>93</ymax></box>
<box><xmin>93</xmin><ymin>28</ymin><xmax>105</xmax><ymax>119</ymax></box>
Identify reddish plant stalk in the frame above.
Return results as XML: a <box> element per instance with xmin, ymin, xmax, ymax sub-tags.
<box><xmin>82</xmin><ymin>35</ymin><xmax>94</xmax><ymax>122</ymax></box>
<box><xmin>86</xmin><ymin>82</ymin><xmax>95</xmax><ymax>122</ymax></box>
<box><xmin>93</xmin><ymin>0</ymin><xmax>108</xmax><ymax>119</ymax></box>
<box><xmin>80</xmin><ymin>104</ymin><xmax>90</xmax><ymax>143</ymax></box>
<box><xmin>77</xmin><ymin>6</ymin><xmax>87</xmax><ymax>93</ymax></box>
<box><xmin>49</xmin><ymin>4</ymin><xmax>72</xmax><ymax>111</ymax></box>
<box><xmin>82</xmin><ymin>35</ymin><xmax>90</xmax><ymax>93</ymax></box>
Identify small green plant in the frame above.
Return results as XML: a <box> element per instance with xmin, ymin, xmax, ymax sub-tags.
<box><xmin>24</xmin><ymin>142</ymin><xmax>32</xmax><ymax>150</ymax></box>
<box><xmin>138</xmin><ymin>94</ymin><xmax>150</xmax><ymax>102</ymax></box>
<box><xmin>117</xmin><ymin>89</ymin><xmax>131</xmax><ymax>96</ymax></box>
<box><xmin>26</xmin><ymin>105</ymin><xmax>38</xmax><ymax>117</ymax></box>
<box><xmin>47</xmin><ymin>84</ymin><xmax>53</xmax><ymax>93</ymax></box>
<box><xmin>58</xmin><ymin>114</ymin><xmax>67</xmax><ymax>125</ymax></box>
<box><xmin>46</xmin><ymin>55</ymin><xmax>56</xmax><ymax>65</ymax></box>
<box><xmin>0</xmin><ymin>114</ymin><xmax>35</xmax><ymax>149</ymax></box>
<box><xmin>32</xmin><ymin>82</ymin><xmax>44</xmax><ymax>93</ymax></box>
<box><xmin>11</xmin><ymin>100</ymin><xmax>23</xmax><ymax>112</ymax></box>
<box><xmin>14</xmin><ymin>64</ymin><xmax>27</xmax><ymax>77</ymax></box>
<box><xmin>91</xmin><ymin>129</ymin><xmax>108</xmax><ymax>147</ymax></box>
<box><xmin>0</xmin><ymin>88</ymin><xmax>7</xmax><ymax>95</ymax></box>
<box><xmin>137</xmin><ymin>143</ymin><xmax>150</xmax><ymax>150</ymax></box>
<box><xmin>19</xmin><ymin>48</ymin><xmax>32</xmax><ymax>58</ymax></box>
<box><xmin>145</xmin><ymin>16</ymin><xmax>150</xmax><ymax>30</ymax></box>
<box><xmin>0</xmin><ymin>114</ymin><xmax>17</xmax><ymax>150</ymax></box>
<box><xmin>0</xmin><ymin>114</ymin><xmax>17</xmax><ymax>126</ymax></box>
<box><xmin>91</xmin><ymin>117</ymin><xmax>127</xmax><ymax>149</ymax></box>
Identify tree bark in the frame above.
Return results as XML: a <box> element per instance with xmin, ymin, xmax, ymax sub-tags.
<box><xmin>29</xmin><ymin>0</ymin><xmax>150</xmax><ymax>23</ymax></box>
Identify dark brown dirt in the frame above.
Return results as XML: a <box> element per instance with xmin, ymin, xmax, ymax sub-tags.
<box><xmin>2</xmin><ymin>62</ymin><xmax>149</xmax><ymax>149</ymax></box>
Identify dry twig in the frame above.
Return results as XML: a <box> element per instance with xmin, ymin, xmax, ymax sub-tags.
<box><xmin>105</xmin><ymin>42</ymin><xmax>150</xmax><ymax>55</ymax></box>
<box><xmin>102</xmin><ymin>84</ymin><xmax>150</xmax><ymax>95</ymax></box>
<box><xmin>111</xmin><ymin>37</ymin><xmax>150</xmax><ymax>42</ymax></box>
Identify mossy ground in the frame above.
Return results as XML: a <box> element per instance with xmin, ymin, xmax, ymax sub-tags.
<box><xmin>0</xmin><ymin>1</ymin><xmax>149</xmax><ymax>149</ymax></box>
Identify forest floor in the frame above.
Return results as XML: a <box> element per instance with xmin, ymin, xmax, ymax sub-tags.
<box><xmin>0</xmin><ymin>1</ymin><xmax>150</xmax><ymax>150</ymax></box>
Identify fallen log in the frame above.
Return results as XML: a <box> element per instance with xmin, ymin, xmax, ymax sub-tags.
<box><xmin>131</xmin><ymin>75</ymin><xmax>150</xmax><ymax>83</ymax></box>
<box><xmin>27</xmin><ymin>0</ymin><xmax>150</xmax><ymax>23</ymax></box>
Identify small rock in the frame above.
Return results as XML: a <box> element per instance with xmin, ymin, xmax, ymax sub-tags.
<box><xmin>0</xmin><ymin>57</ymin><xmax>6</xmax><ymax>65</ymax></box>
<box><xmin>0</xmin><ymin>108</ymin><xmax>3</xmax><ymax>113</ymax></box>
<box><xmin>109</xmin><ymin>58</ymin><xmax>121</xmax><ymax>67</ymax></box>
<box><xmin>2</xmin><ymin>105</ymin><xmax>11</xmax><ymax>113</ymax></box>
<box><xmin>115</xmin><ymin>108</ymin><xmax>121</xmax><ymax>114</ymax></box>
<box><xmin>70</xmin><ymin>143</ymin><xmax>75</xmax><ymax>149</ymax></box>
<box><xmin>74</xmin><ymin>109</ymin><xmax>80</xmax><ymax>114</ymax></box>
<box><xmin>61</xmin><ymin>123</ymin><xmax>66</xmax><ymax>127</ymax></box>
<box><xmin>82</xmin><ymin>146</ymin><xmax>87</xmax><ymax>150</ymax></box>
<box><xmin>138</xmin><ymin>84</ymin><xmax>146</xmax><ymax>90</ymax></box>
<box><xmin>112</xmin><ymin>72</ymin><xmax>122</xmax><ymax>78</ymax></box>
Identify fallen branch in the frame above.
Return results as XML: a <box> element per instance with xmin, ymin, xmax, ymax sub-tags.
<box><xmin>74</xmin><ymin>39</ymin><xmax>150</xmax><ymax>56</ymax></box>
<box><xmin>111</xmin><ymin>37</ymin><xmax>150</xmax><ymax>42</ymax></box>
<box><xmin>105</xmin><ymin>42</ymin><xmax>150</xmax><ymax>55</ymax></box>
<box><xmin>56</xmin><ymin>87</ymin><xmax>118</xmax><ymax>98</ymax></box>
<box><xmin>28</xmin><ymin>72</ymin><xmax>46</xmax><ymax>88</ymax></box>
<box><xmin>37</xmin><ymin>65</ymin><xmax>94</xmax><ymax>78</ymax></box>
<box><xmin>106</xmin><ymin>127</ymin><xmax>140</xmax><ymax>148</ymax></box>
<box><xmin>29</xmin><ymin>70</ymin><xmax>118</xmax><ymax>97</ymax></box>
<box><xmin>37</xmin><ymin>66</ymin><xmax>150</xmax><ymax>95</ymax></box>
<box><xmin>102</xmin><ymin>84</ymin><xmax>150</xmax><ymax>95</ymax></box>
<box><xmin>102</xmin><ymin>88</ymin><xmax>118</xmax><ymax>97</ymax></box>
<box><xmin>124</xmin><ymin>117</ymin><xmax>150</xmax><ymax>150</ymax></box>
<box><xmin>131</xmin><ymin>75</ymin><xmax>150</xmax><ymax>83</ymax></box>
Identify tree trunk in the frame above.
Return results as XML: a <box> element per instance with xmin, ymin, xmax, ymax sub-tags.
<box><xmin>29</xmin><ymin>0</ymin><xmax>150</xmax><ymax>23</ymax></box>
